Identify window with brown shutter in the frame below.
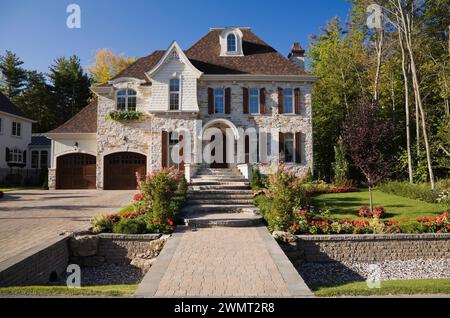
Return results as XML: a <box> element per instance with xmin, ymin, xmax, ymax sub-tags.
<box><xmin>260</xmin><ymin>88</ymin><xmax>266</xmax><ymax>114</ymax></box>
<box><xmin>278</xmin><ymin>88</ymin><xmax>284</xmax><ymax>114</ymax></box>
<box><xmin>225</xmin><ymin>87</ymin><xmax>231</xmax><ymax>114</ymax></box>
<box><xmin>243</xmin><ymin>87</ymin><xmax>249</xmax><ymax>114</ymax></box>
<box><xmin>162</xmin><ymin>131</ymin><xmax>169</xmax><ymax>168</ymax></box>
<box><xmin>295</xmin><ymin>132</ymin><xmax>302</xmax><ymax>164</ymax></box>
<box><xmin>208</xmin><ymin>88</ymin><xmax>214</xmax><ymax>114</ymax></box>
<box><xmin>294</xmin><ymin>88</ymin><xmax>301</xmax><ymax>114</ymax></box>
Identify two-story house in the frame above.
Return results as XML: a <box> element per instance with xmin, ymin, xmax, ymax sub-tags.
<box><xmin>0</xmin><ymin>92</ymin><xmax>51</xmax><ymax>185</ymax></box>
<box><xmin>46</xmin><ymin>27</ymin><xmax>316</xmax><ymax>190</ymax></box>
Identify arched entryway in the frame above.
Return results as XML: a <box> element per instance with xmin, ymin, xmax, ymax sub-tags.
<box><xmin>203</xmin><ymin>119</ymin><xmax>239</xmax><ymax>169</ymax></box>
<box><xmin>56</xmin><ymin>153</ymin><xmax>96</xmax><ymax>189</ymax></box>
<box><xmin>104</xmin><ymin>152</ymin><xmax>146</xmax><ymax>190</ymax></box>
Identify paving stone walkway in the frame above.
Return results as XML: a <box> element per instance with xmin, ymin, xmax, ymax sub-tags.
<box><xmin>0</xmin><ymin>190</ymin><xmax>134</xmax><ymax>263</ymax></box>
<box><xmin>135</xmin><ymin>226</ymin><xmax>312</xmax><ymax>298</ymax></box>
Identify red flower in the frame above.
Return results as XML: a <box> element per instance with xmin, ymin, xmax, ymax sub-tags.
<box><xmin>133</xmin><ymin>193</ymin><xmax>144</xmax><ymax>201</ymax></box>
<box><xmin>437</xmin><ymin>230</ymin><xmax>443</xmax><ymax>234</ymax></box>
<box><xmin>167</xmin><ymin>219</ymin><xmax>174</xmax><ymax>226</ymax></box>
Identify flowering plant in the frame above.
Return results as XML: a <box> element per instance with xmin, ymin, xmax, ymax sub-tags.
<box><xmin>358</xmin><ymin>205</ymin><xmax>386</xmax><ymax>218</ymax></box>
<box><xmin>417</xmin><ymin>212</ymin><xmax>450</xmax><ymax>233</ymax></box>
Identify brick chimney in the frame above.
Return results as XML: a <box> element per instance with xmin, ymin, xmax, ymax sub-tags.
<box><xmin>288</xmin><ymin>42</ymin><xmax>305</xmax><ymax>71</ymax></box>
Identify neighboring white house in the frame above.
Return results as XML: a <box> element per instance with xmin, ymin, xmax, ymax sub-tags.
<box><xmin>46</xmin><ymin>27</ymin><xmax>316</xmax><ymax>190</ymax></box>
<box><xmin>0</xmin><ymin>92</ymin><xmax>50</xmax><ymax>185</ymax></box>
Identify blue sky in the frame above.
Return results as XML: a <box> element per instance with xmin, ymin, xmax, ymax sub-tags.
<box><xmin>0</xmin><ymin>0</ymin><xmax>351</xmax><ymax>73</ymax></box>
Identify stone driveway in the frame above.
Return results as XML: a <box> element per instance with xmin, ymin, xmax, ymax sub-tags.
<box><xmin>0</xmin><ymin>190</ymin><xmax>134</xmax><ymax>263</ymax></box>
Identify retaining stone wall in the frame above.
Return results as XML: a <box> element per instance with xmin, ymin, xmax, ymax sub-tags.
<box><xmin>293</xmin><ymin>233</ymin><xmax>450</xmax><ymax>263</ymax></box>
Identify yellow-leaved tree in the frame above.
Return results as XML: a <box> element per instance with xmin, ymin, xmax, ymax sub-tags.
<box><xmin>87</xmin><ymin>49</ymin><xmax>136</xmax><ymax>85</ymax></box>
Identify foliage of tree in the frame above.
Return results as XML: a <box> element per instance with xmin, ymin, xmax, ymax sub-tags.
<box><xmin>332</xmin><ymin>138</ymin><xmax>350</xmax><ymax>185</ymax></box>
<box><xmin>87</xmin><ymin>49</ymin><xmax>136</xmax><ymax>85</ymax></box>
<box><xmin>14</xmin><ymin>71</ymin><xmax>54</xmax><ymax>132</ymax></box>
<box><xmin>343</xmin><ymin>97</ymin><xmax>394</xmax><ymax>211</ymax></box>
<box><xmin>48</xmin><ymin>55</ymin><xmax>92</xmax><ymax>127</ymax></box>
<box><xmin>0</xmin><ymin>51</ymin><xmax>27</xmax><ymax>99</ymax></box>
<box><xmin>310</xmin><ymin>0</ymin><xmax>450</xmax><ymax>186</ymax></box>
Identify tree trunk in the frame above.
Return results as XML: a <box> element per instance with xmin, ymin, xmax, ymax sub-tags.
<box><xmin>374</xmin><ymin>30</ymin><xmax>383</xmax><ymax>102</ymax></box>
<box><xmin>369</xmin><ymin>186</ymin><xmax>374</xmax><ymax>213</ymax></box>
<box><xmin>398</xmin><ymin>0</ymin><xmax>435</xmax><ymax>190</ymax></box>
<box><xmin>398</xmin><ymin>28</ymin><xmax>414</xmax><ymax>184</ymax></box>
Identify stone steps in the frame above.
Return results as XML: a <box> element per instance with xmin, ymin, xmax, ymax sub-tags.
<box><xmin>185</xmin><ymin>213</ymin><xmax>263</xmax><ymax>228</ymax></box>
<box><xmin>183</xmin><ymin>168</ymin><xmax>260</xmax><ymax>228</ymax></box>
<box><xmin>187</xmin><ymin>199</ymin><xmax>255</xmax><ymax>205</ymax></box>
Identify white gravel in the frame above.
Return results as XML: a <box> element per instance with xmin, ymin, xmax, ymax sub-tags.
<box><xmin>298</xmin><ymin>259</ymin><xmax>450</xmax><ymax>286</ymax></box>
<box><xmin>56</xmin><ymin>264</ymin><xmax>146</xmax><ymax>286</ymax></box>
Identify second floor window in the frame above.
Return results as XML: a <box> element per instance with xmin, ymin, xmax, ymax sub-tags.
<box><xmin>214</xmin><ymin>89</ymin><xmax>225</xmax><ymax>114</ymax></box>
<box><xmin>12</xmin><ymin>121</ymin><xmax>21</xmax><ymax>137</ymax></box>
<box><xmin>169</xmin><ymin>78</ymin><xmax>180</xmax><ymax>110</ymax></box>
<box><xmin>284</xmin><ymin>88</ymin><xmax>293</xmax><ymax>114</ymax></box>
<box><xmin>117</xmin><ymin>89</ymin><xmax>137</xmax><ymax>111</ymax></box>
<box><xmin>249</xmin><ymin>89</ymin><xmax>259</xmax><ymax>114</ymax></box>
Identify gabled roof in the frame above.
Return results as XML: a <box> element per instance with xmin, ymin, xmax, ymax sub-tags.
<box><xmin>145</xmin><ymin>41</ymin><xmax>202</xmax><ymax>78</ymax></box>
<box><xmin>47</xmin><ymin>99</ymin><xmax>98</xmax><ymax>134</ymax></box>
<box><xmin>104</xmin><ymin>28</ymin><xmax>308</xmax><ymax>84</ymax></box>
<box><xmin>0</xmin><ymin>92</ymin><xmax>33</xmax><ymax>120</ymax></box>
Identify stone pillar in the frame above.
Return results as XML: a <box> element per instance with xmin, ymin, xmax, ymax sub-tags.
<box><xmin>48</xmin><ymin>168</ymin><xmax>56</xmax><ymax>190</ymax></box>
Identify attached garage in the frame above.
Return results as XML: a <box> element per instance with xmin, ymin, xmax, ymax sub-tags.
<box><xmin>104</xmin><ymin>152</ymin><xmax>146</xmax><ymax>190</ymax></box>
<box><xmin>56</xmin><ymin>153</ymin><xmax>97</xmax><ymax>189</ymax></box>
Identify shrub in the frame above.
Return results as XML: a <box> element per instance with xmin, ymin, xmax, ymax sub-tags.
<box><xmin>138</xmin><ymin>168</ymin><xmax>183</xmax><ymax>223</ymax></box>
<box><xmin>251</xmin><ymin>167</ymin><xmax>264</xmax><ymax>190</ymax></box>
<box><xmin>91</xmin><ymin>215</ymin><xmax>114</xmax><ymax>234</ymax></box>
<box><xmin>264</xmin><ymin>165</ymin><xmax>307</xmax><ymax>231</ymax></box>
<box><xmin>112</xmin><ymin>217</ymin><xmax>147</xmax><ymax>234</ymax></box>
<box><xmin>146</xmin><ymin>218</ymin><xmax>174</xmax><ymax>234</ymax></box>
<box><xmin>254</xmin><ymin>195</ymin><xmax>272</xmax><ymax>219</ymax></box>
<box><xmin>108</xmin><ymin>110</ymin><xmax>143</xmax><ymax>121</ymax></box>
<box><xmin>378</xmin><ymin>181</ymin><xmax>439</xmax><ymax>203</ymax></box>
<box><xmin>332</xmin><ymin>138</ymin><xmax>350</xmax><ymax>186</ymax></box>
<box><xmin>358</xmin><ymin>205</ymin><xmax>386</xmax><ymax>219</ymax></box>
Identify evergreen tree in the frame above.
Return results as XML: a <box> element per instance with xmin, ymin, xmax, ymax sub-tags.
<box><xmin>48</xmin><ymin>55</ymin><xmax>92</xmax><ymax>127</ymax></box>
<box><xmin>15</xmin><ymin>71</ymin><xmax>54</xmax><ymax>132</ymax></box>
<box><xmin>332</xmin><ymin>138</ymin><xmax>350</xmax><ymax>185</ymax></box>
<box><xmin>0</xmin><ymin>50</ymin><xmax>27</xmax><ymax>99</ymax></box>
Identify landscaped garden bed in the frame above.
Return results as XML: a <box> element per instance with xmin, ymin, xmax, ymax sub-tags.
<box><xmin>91</xmin><ymin>168</ymin><xmax>188</xmax><ymax>235</ymax></box>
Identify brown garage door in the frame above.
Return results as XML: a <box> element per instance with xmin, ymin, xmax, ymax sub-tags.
<box><xmin>104</xmin><ymin>152</ymin><xmax>146</xmax><ymax>190</ymax></box>
<box><xmin>56</xmin><ymin>153</ymin><xmax>96</xmax><ymax>189</ymax></box>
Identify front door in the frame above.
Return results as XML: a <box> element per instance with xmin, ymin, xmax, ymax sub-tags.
<box><xmin>210</xmin><ymin>132</ymin><xmax>229</xmax><ymax>168</ymax></box>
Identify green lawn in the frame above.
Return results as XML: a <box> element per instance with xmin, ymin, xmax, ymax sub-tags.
<box><xmin>313</xmin><ymin>278</ymin><xmax>450</xmax><ymax>297</ymax></box>
<box><xmin>0</xmin><ymin>285</ymin><xmax>137</xmax><ymax>297</ymax></box>
<box><xmin>312</xmin><ymin>189</ymin><xmax>443</xmax><ymax>223</ymax></box>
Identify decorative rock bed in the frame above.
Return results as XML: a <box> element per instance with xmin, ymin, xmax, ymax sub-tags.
<box><xmin>0</xmin><ymin>232</ymin><xmax>170</xmax><ymax>287</ymax></box>
<box><xmin>273</xmin><ymin>232</ymin><xmax>450</xmax><ymax>286</ymax></box>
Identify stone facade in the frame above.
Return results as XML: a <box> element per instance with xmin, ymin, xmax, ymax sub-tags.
<box><xmin>289</xmin><ymin>234</ymin><xmax>450</xmax><ymax>263</ymax></box>
<box><xmin>48</xmin><ymin>28</ymin><xmax>316</xmax><ymax>189</ymax></box>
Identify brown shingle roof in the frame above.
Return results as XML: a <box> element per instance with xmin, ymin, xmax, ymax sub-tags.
<box><xmin>48</xmin><ymin>99</ymin><xmax>97</xmax><ymax>134</ymax></box>
<box><xmin>101</xmin><ymin>29</ymin><xmax>307</xmax><ymax>83</ymax></box>
<box><xmin>186</xmin><ymin>29</ymin><xmax>307</xmax><ymax>75</ymax></box>
<box><xmin>112</xmin><ymin>50</ymin><xmax>165</xmax><ymax>81</ymax></box>
<box><xmin>0</xmin><ymin>92</ymin><xmax>33</xmax><ymax>120</ymax></box>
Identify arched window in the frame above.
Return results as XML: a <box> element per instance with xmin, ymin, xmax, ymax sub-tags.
<box><xmin>227</xmin><ymin>33</ymin><xmax>237</xmax><ymax>52</ymax></box>
<box><xmin>116</xmin><ymin>89</ymin><xmax>137</xmax><ymax>111</ymax></box>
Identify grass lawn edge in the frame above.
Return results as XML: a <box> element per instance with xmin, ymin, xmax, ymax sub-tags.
<box><xmin>0</xmin><ymin>284</ymin><xmax>137</xmax><ymax>297</ymax></box>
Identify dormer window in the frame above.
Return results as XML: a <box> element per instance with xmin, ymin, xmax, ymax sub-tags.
<box><xmin>169</xmin><ymin>78</ymin><xmax>180</xmax><ymax>111</ymax></box>
<box><xmin>219</xmin><ymin>28</ymin><xmax>244</xmax><ymax>57</ymax></box>
<box><xmin>117</xmin><ymin>89</ymin><xmax>137</xmax><ymax>111</ymax></box>
<box><xmin>227</xmin><ymin>34</ymin><xmax>237</xmax><ymax>52</ymax></box>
